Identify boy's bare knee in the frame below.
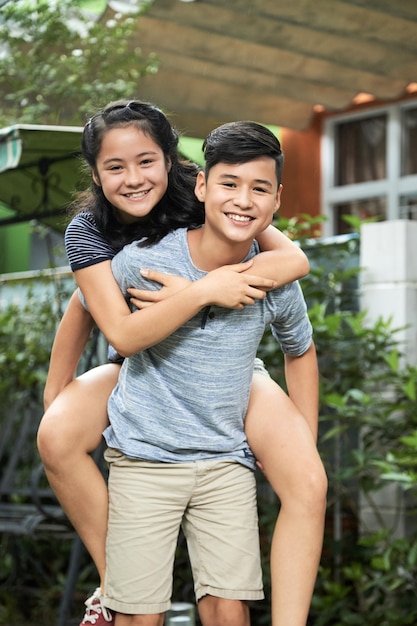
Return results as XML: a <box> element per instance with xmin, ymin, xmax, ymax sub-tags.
<box><xmin>114</xmin><ymin>612</ymin><xmax>164</xmax><ymax>626</ymax></box>
<box><xmin>198</xmin><ymin>596</ymin><xmax>250</xmax><ymax>626</ymax></box>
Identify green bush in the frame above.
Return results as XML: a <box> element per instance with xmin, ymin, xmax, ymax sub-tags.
<box><xmin>0</xmin><ymin>278</ymin><xmax>101</xmax><ymax>625</ymax></box>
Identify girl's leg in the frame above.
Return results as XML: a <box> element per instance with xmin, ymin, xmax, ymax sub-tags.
<box><xmin>37</xmin><ymin>363</ymin><xmax>120</xmax><ymax>590</ymax></box>
<box><xmin>245</xmin><ymin>374</ymin><xmax>327</xmax><ymax>626</ymax></box>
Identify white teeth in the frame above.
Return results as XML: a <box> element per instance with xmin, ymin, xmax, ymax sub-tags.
<box><xmin>125</xmin><ymin>191</ymin><xmax>148</xmax><ymax>198</ymax></box>
<box><xmin>227</xmin><ymin>213</ymin><xmax>252</xmax><ymax>222</ymax></box>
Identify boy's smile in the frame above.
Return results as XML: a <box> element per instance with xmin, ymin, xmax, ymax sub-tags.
<box><xmin>189</xmin><ymin>157</ymin><xmax>281</xmax><ymax>270</ymax></box>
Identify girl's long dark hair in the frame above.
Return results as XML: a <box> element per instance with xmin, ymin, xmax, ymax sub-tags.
<box><xmin>72</xmin><ymin>100</ymin><xmax>205</xmax><ymax>249</ymax></box>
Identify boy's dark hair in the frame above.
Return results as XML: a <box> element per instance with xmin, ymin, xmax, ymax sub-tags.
<box><xmin>202</xmin><ymin>121</ymin><xmax>284</xmax><ymax>185</ymax></box>
<box><xmin>72</xmin><ymin>99</ymin><xmax>204</xmax><ymax>248</ymax></box>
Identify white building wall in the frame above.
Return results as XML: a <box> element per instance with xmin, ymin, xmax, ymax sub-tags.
<box><xmin>359</xmin><ymin>220</ymin><xmax>417</xmax><ymax>536</ymax></box>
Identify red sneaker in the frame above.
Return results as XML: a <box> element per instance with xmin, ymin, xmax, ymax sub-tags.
<box><xmin>79</xmin><ymin>588</ymin><xmax>114</xmax><ymax>625</ymax></box>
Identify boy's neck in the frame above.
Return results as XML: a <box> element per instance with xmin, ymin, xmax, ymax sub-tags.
<box><xmin>187</xmin><ymin>227</ymin><xmax>253</xmax><ymax>272</ymax></box>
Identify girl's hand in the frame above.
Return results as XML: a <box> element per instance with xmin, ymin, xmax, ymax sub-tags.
<box><xmin>197</xmin><ymin>261</ymin><xmax>278</xmax><ymax>310</ymax></box>
<box><xmin>128</xmin><ymin>269</ymin><xmax>191</xmax><ymax>309</ymax></box>
<box><xmin>128</xmin><ymin>261</ymin><xmax>277</xmax><ymax>312</ymax></box>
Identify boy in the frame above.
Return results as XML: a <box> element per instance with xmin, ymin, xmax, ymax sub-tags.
<box><xmin>103</xmin><ymin>121</ymin><xmax>318</xmax><ymax>626</ymax></box>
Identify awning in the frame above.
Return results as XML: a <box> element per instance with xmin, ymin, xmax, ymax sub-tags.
<box><xmin>0</xmin><ymin>124</ymin><xmax>85</xmax><ymax>231</ymax></box>
<box><xmin>0</xmin><ymin>124</ymin><xmax>206</xmax><ymax>231</ymax></box>
<box><xmin>125</xmin><ymin>0</ymin><xmax>417</xmax><ymax>135</ymax></box>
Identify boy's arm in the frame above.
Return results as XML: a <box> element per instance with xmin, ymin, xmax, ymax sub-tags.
<box><xmin>43</xmin><ymin>290</ymin><xmax>94</xmax><ymax>410</ymax></box>
<box><xmin>284</xmin><ymin>341</ymin><xmax>319</xmax><ymax>440</ymax></box>
<box><xmin>251</xmin><ymin>224</ymin><xmax>309</xmax><ymax>286</ymax></box>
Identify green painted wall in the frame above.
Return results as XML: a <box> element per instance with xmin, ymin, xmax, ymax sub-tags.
<box><xmin>0</xmin><ymin>206</ymin><xmax>30</xmax><ymax>273</ymax></box>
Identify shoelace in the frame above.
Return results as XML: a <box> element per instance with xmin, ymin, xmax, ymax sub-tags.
<box><xmin>82</xmin><ymin>589</ymin><xmax>113</xmax><ymax>624</ymax></box>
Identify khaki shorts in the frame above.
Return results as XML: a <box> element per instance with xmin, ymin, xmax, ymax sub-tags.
<box><xmin>103</xmin><ymin>451</ymin><xmax>264</xmax><ymax>615</ymax></box>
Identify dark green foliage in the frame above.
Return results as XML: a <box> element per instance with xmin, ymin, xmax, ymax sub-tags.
<box><xmin>0</xmin><ymin>278</ymin><xmax>101</xmax><ymax>625</ymax></box>
<box><xmin>0</xmin><ymin>290</ymin><xmax>56</xmax><ymax>404</ymax></box>
<box><xmin>0</xmin><ymin>0</ymin><xmax>157</xmax><ymax>126</ymax></box>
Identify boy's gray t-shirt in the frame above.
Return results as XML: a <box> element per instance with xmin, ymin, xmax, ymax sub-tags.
<box><xmin>105</xmin><ymin>228</ymin><xmax>313</xmax><ymax>470</ymax></box>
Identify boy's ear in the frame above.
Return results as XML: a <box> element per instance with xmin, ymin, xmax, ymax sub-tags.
<box><xmin>274</xmin><ymin>184</ymin><xmax>283</xmax><ymax>214</ymax></box>
<box><xmin>194</xmin><ymin>170</ymin><xmax>207</xmax><ymax>202</ymax></box>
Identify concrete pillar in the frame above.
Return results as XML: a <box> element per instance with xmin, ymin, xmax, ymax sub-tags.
<box><xmin>360</xmin><ymin>220</ymin><xmax>417</xmax><ymax>366</ymax></box>
<box><xmin>359</xmin><ymin>220</ymin><xmax>417</xmax><ymax>536</ymax></box>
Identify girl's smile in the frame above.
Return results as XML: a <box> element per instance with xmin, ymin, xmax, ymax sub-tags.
<box><xmin>93</xmin><ymin>126</ymin><xmax>170</xmax><ymax>224</ymax></box>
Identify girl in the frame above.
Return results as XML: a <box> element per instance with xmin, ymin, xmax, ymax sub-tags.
<box><xmin>37</xmin><ymin>100</ymin><xmax>327</xmax><ymax>626</ymax></box>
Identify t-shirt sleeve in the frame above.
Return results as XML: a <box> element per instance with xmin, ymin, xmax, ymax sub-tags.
<box><xmin>270</xmin><ymin>282</ymin><xmax>313</xmax><ymax>356</ymax></box>
<box><xmin>64</xmin><ymin>212</ymin><xmax>118</xmax><ymax>271</ymax></box>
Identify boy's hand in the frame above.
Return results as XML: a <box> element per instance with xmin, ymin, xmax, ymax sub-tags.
<box><xmin>128</xmin><ymin>270</ymin><xmax>191</xmax><ymax>309</ymax></box>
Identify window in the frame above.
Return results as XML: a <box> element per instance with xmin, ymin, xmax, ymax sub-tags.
<box><xmin>401</xmin><ymin>107</ymin><xmax>417</xmax><ymax>176</ymax></box>
<box><xmin>322</xmin><ymin>100</ymin><xmax>417</xmax><ymax>236</ymax></box>
<box><xmin>334</xmin><ymin>198</ymin><xmax>386</xmax><ymax>234</ymax></box>
<box><xmin>399</xmin><ymin>193</ymin><xmax>417</xmax><ymax>220</ymax></box>
<box><xmin>335</xmin><ymin>115</ymin><xmax>387</xmax><ymax>185</ymax></box>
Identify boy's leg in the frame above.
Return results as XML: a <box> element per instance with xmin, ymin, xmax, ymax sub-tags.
<box><xmin>183</xmin><ymin>460</ymin><xmax>263</xmax><ymax>626</ymax></box>
<box><xmin>104</xmin><ymin>453</ymin><xmax>194</xmax><ymax>618</ymax></box>
<box><xmin>245</xmin><ymin>374</ymin><xmax>328</xmax><ymax>626</ymax></box>
<box><xmin>114</xmin><ymin>614</ymin><xmax>163</xmax><ymax>625</ymax></box>
<box><xmin>198</xmin><ymin>596</ymin><xmax>249</xmax><ymax>626</ymax></box>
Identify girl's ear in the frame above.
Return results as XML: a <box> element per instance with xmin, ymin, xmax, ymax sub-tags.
<box><xmin>194</xmin><ymin>170</ymin><xmax>206</xmax><ymax>202</ymax></box>
<box><xmin>92</xmin><ymin>169</ymin><xmax>101</xmax><ymax>187</ymax></box>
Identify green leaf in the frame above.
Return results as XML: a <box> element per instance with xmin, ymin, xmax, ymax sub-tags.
<box><xmin>402</xmin><ymin>377</ymin><xmax>416</xmax><ymax>401</ymax></box>
<box><xmin>385</xmin><ymin>349</ymin><xmax>399</xmax><ymax>372</ymax></box>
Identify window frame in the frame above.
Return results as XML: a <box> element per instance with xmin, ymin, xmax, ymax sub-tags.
<box><xmin>321</xmin><ymin>99</ymin><xmax>417</xmax><ymax>236</ymax></box>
